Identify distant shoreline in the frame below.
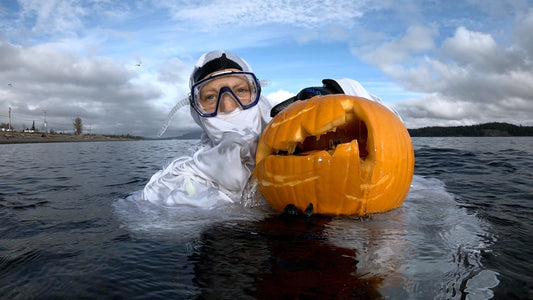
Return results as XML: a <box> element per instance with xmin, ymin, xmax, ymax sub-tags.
<box><xmin>3</xmin><ymin>122</ymin><xmax>532</xmax><ymax>144</ymax></box>
<box><xmin>408</xmin><ymin>122</ymin><xmax>533</xmax><ymax>137</ymax></box>
<box><xmin>0</xmin><ymin>132</ymin><xmax>143</xmax><ymax>144</ymax></box>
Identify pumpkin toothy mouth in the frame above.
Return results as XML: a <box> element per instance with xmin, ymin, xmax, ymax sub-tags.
<box><xmin>275</xmin><ymin>116</ymin><xmax>369</xmax><ymax>158</ymax></box>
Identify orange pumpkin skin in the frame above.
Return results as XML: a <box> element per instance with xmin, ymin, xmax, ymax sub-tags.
<box><xmin>254</xmin><ymin>94</ymin><xmax>414</xmax><ymax>216</ymax></box>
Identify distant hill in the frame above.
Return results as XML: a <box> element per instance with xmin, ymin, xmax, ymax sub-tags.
<box><xmin>177</xmin><ymin>130</ymin><xmax>202</xmax><ymax>139</ymax></box>
<box><xmin>408</xmin><ymin>122</ymin><xmax>533</xmax><ymax>137</ymax></box>
<box><xmin>0</xmin><ymin>132</ymin><xmax>143</xmax><ymax>144</ymax></box>
<box><xmin>149</xmin><ymin>130</ymin><xmax>202</xmax><ymax>140</ymax></box>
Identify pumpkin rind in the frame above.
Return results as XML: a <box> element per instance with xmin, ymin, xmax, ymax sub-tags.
<box><xmin>254</xmin><ymin>94</ymin><xmax>414</xmax><ymax>216</ymax></box>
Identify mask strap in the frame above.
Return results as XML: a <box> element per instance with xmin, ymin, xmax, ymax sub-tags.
<box><xmin>158</xmin><ymin>96</ymin><xmax>190</xmax><ymax>137</ymax></box>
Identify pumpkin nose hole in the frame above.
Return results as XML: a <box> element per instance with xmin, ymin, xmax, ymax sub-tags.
<box><xmin>294</xmin><ymin>120</ymin><xmax>368</xmax><ymax>157</ymax></box>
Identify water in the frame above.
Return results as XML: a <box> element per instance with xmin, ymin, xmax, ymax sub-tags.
<box><xmin>0</xmin><ymin>137</ymin><xmax>531</xmax><ymax>299</ymax></box>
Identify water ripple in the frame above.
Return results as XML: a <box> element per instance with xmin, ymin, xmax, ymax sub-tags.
<box><xmin>1</xmin><ymin>138</ymin><xmax>531</xmax><ymax>299</ymax></box>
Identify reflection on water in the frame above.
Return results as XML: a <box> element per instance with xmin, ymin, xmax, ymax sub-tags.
<box><xmin>115</xmin><ymin>175</ymin><xmax>498</xmax><ymax>299</ymax></box>
<box><xmin>191</xmin><ymin>216</ymin><xmax>382</xmax><ymax>299</ymax></box>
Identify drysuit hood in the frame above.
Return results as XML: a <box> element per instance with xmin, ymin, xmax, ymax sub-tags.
<box><xmin>189</xmin><ymin>50</ymin><xmax>266</xmax><ymax>145</ymax></box>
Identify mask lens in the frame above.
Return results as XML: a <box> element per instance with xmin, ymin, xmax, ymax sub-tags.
<box><xmin>191</xmin><ymin>72</ymin><xmax>261</xmax><ymax>117</ymax></box>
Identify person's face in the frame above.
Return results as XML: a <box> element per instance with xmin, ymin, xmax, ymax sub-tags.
<box><xmin>198</xmin><ymin>69</ymin><xmax>253</xmax><ymax>114</ymax></box>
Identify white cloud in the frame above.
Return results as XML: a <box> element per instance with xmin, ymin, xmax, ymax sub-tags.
<box><xmin>15</xmin><ymin>0</ymin><xmax>134</xmax><ymax>38</ymax></box>
<box><xmin>266</xmin><ymin>89</ymin><xmax>295</xmax><ymax>105</ymax></box>
<box><xmin>160</xmin><ymin>0</ymin><xmax>372</xmax><ymax>31</ymax></box>
<box><xmin>353</xmin><ymin>13</ymin><xmax>533</xmax><ymax>127</ymax></box>
<box><xmin>465</xmin><ymin>0</ymin><xmax>529</xmax><ymax>19</ymax></box>
<box><xmin>0</xmin><ymin>40</ymin><xmax>184</xmax><ymax>136</ymax></box>
<box><xmin>352</xmin><ymin>25</ymin><xmax>437</xmax><ymax>68</ymax></box>
<box><xmin>2</xmin><ymin>0</ymin><xmax>532</xmax><ymax>133</ymax></box>
<box><xmin>514</xmin><ymin>7</ymin><xmax>533</xmax><ymax>59</ymax></box>
<box><xmin>18</xmin><ymin>0</ymin><xmax>88</xmax><ymax>36</ymax></box>
<box><xmin>440</xmin><ymin>26</ymin><xmax>513</xmax><ymax>73</ymax></box>
<box><xmin>157</xmin><ymin>57</ymin><xmax>190</xmax><ymax>85</ymax></box>
<box><xmin>397</xmin><ymin>92</ymin><xmax>533</xmax><ymax>129</ymax></box>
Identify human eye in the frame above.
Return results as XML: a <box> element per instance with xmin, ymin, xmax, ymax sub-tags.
<box><xmin>236</xmin><ymin>87</ymin><xmax>249</xmax><ymax>94</ymax></box>
<box><xmin>233</xmin><ymin>83</ymin><xmax>250</xmax><ymax>96</ymax></box>
<box><xmin>202</xmin><ymin>94</ymin><xmax>217</xmax><ymax>103</ymax></box>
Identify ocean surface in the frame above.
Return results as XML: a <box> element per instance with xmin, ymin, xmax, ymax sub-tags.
<box><xmin>0</xmin><ymin>137</ymin><xmax>531</xmax><ymax>299</ymax></box>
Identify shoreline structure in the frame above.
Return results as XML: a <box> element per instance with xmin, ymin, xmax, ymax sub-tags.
<box><xmin>1</xmin><ymin>132</ymin><xmax>142</xmax><ymax>144</ymax></box>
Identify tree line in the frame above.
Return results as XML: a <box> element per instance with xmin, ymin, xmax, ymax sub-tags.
<box><xmin>408</xmin><ymin>122</ymin><xmax>533</xmax><ymax>137</ymax></box>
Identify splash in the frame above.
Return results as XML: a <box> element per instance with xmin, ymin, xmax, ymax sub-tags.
<box><xmin>326</xmin><ymin>175</ymin><xmax>499</xmax><ymax>299</ymax></box>
<box><xmin>113</xmin><ymin>175</ymin><xmax>499</xmax><ymax>299</ymax></box>
<box><xmin>113</xmin><ymin>191</ymin><xmax>270</xmax><ymax>240</ymax></box>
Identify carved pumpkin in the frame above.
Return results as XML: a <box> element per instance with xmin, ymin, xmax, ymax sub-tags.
<box><xmin>254</xmin><ymin>94</ymin><xmax>414</xmax><ymax>216</ymax></box>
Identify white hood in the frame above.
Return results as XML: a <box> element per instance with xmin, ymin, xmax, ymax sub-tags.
<box><xmin>190</xmin><ymin>50</ymin><xmax>271</xmax><ymax>146</ymax></box>
<box><xmin>329</xmin><ymin>78</ymin><xmax>403</xmax><ymax>122</ymax></box>
<box><xmin>138</xmin><ymin>50</ymin><xmax>272</xmax><ymax>206</ymax></box>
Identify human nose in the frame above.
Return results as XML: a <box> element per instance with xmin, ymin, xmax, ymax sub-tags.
<box><xmin>218</xmin><ymin>92</ymin><xmax>239</xmax><ymax>113</ymax></box>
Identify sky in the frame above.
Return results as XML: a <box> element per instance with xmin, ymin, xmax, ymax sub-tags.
<box><xmin>0</xmin><ymin>0</ymin><xmax>532</xmax><ymax>137</ymax></box>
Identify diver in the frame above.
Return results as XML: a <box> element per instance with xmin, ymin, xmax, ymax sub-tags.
<box><xmin>136</xmin><ymin>50</ymin><xmax>272</xmax><ymax>207</ymax></box>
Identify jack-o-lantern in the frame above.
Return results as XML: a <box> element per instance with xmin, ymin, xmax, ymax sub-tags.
<box><xmin>254</xmin><ymin>94</ymin><xmax>414</xmax><ymax>216</ymax></box>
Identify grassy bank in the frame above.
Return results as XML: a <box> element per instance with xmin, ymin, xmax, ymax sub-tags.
<box><xmin>0</xmin><ymin>132</ymin><xmax>143</xmax><ymax>144</ymax></box>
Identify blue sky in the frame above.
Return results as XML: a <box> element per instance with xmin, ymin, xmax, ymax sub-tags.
<box><xmin>1</xmin><ymin>0</ymin><xmax>532</xmax><ymax>137</ymax></box>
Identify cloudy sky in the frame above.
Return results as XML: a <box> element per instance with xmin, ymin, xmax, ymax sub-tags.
<box><xmin>1</xmin><ymin>0</ymin><xmax>532</xmax><ymax>137</ymax></box>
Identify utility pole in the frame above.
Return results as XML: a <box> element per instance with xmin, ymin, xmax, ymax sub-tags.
<box><xmin>8</xmin><ymin>107</ymin><xmax>11</xmax><ymax>130</ymax></box>
<box><xmin>42</xmin><ymin>110</ymin><xmax>48</xmax><ymax>135</ymax></box>
<box><xmin>8</xmin><ymin>107</ymin><xmax>12</xmax><ymax>131</ymax></box>
<box><xmin>7</xmin><ymin>84</ymin><xmax>13</xmax><ymax>131</ymax></box>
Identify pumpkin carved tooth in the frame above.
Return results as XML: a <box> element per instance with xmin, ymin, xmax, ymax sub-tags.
<box><xmin>254</xmin><ymin>95</ymin><xmax>414</xmax><ymax>216</ymax></box>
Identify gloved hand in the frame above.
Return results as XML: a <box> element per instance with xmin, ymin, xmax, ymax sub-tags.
<box><xmin>270</xmin><ymin>80</ymin><xmax>343</xmax><ymax>117</ymax></box>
